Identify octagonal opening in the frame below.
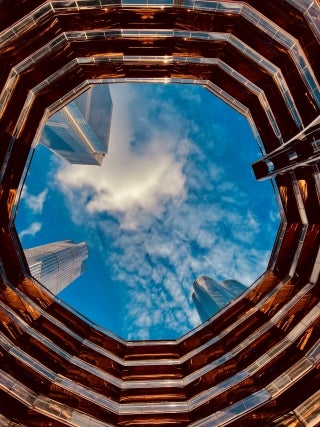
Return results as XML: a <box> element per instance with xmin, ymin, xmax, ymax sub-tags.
<box><xmin>15</xmin><ymin>83</ymin><xmax>280</xmax><ymax>340</ymax></box>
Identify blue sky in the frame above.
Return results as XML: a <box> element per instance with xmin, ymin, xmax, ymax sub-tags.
<box><xmin>16</xmin><ymin>83</ymin><xmax>279</xmax><ymax>340</ymax></box>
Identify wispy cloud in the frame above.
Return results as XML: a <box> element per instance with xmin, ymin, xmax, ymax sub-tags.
<box><xmin>19</xmin><ymin>222</ymin><xmax>42</xmax><ymax>239</ymax></box>
<box><xmin>22</xmin><ymin>186</ymin><xmax>48</xmax><ymax>215</ymax></box>
<box><xmin>56</xmin><ymin>85</ymin><xmax>192</xmax><ymax>230</ymax></box>
<box><xmin>54</xmin><ymin>83</ymin><xmax>279</xmax><ymax>339</ymax></box>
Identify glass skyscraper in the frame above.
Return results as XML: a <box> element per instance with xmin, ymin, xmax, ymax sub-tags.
<box><xmin>1</xmin><ymin>1</ymin><xmax>320</xmax><ymax>426</ymax></box>
<box><xmin>24</xmin><ymin>240</ymin><xmax>88</xmax><ymax>295</ymax></box>
<box><xmin>41</xmin><ymin>84</ymin><xmax>113</xmax><ymax>165</ymax></box>
<box><xmin>192</xmin><ymin>276</ymin><xmax>247</xmax><ymax>322</ymax></box>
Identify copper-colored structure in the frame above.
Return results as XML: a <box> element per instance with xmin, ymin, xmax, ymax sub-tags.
<box><xmin>0</xmin><ymin>1</ymin><xmax>320</xmax><ymax>426</ymax></box>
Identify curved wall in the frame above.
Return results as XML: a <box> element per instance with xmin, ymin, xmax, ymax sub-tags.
<box><xmin>0</xmin><ymin>1</ymin><xmax>320</xmax><ymax>426</ymax></box>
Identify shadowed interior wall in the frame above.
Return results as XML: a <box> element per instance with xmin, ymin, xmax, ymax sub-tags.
<box><xmin>0</xmin><ymin>1</ymin><xmax>320</xmax><ymax>426</ymax></box>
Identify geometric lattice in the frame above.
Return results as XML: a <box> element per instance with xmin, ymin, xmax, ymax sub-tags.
<box><xmin>0</xmin><ymin>1</ymin><xmax>320</xmax><ymax>426</ymax></box>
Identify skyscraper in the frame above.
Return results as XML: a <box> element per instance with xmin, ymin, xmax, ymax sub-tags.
<box><xmin>41</xmin><ymin>84</ymin><xmax>113</xmax><ymax>165</ymax></box>
<box><xmin>192</xmin><ymin>276</ymin><xmax>247</xmax><ymax>322</ymax></box>
<box><xmin>24</xmin><ymin>240</ymin><xmax>88</xmax><ymax>295</ymax></box>
<box><xmin>0</xmin><ymin>1</ymin><xmax>320</xmax><ymax>426</ymax></box>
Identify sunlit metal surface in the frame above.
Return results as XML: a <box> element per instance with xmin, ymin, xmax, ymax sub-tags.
<box><xmin>0</xmin><ymin>0</ymin><xmax>320</xmax><ymax>425</ymax></box>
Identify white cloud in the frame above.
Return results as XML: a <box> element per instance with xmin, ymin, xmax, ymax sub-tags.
<box><xmin>56</xmin><ymin>84</ymin><xmax>192</xmax><ymax>230</ymax></box>
<box><xmin>106</xmin><ymin>198</ymin><xmax>270</xmax><ymax>339</ymax></box>
<box><xmin>23</xmin><ymin>188</ymin><xmax>48</xmax><ymax>215</ymax></box>
<box><xmin>19</xmin><ymin>222</ymin><xmax>42</xmax><ymax>239</ymax></box>
<box><xmin>53</xmin><ymin>83</ymin><xmax>279</xmax><ymax>339</ymax></box>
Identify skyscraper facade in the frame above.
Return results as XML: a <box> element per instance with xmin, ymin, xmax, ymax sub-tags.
<box><xmin>0</xmin><ymin>1</ymin><xmax>320</xmax><ymax>426</ymax></box>
<box><xmin>41</xmin><ymin>84</ymin><xmax>113</xmax><ymax>165</ymax></box>
<box><xmin>24</xmin><ymin>240</ymin><xmax>88</xmax><ymax>295</ymax></box>
<box><xmin>192</xmin><ymin>276</ymin><xmax>247</xmax><ymax>322</ymax></box>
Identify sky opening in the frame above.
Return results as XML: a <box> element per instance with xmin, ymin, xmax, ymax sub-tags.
<box><xmin>15</xmin><ymin>83</ymin><xmax>280</xmax><ymax>340</ymax></box>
